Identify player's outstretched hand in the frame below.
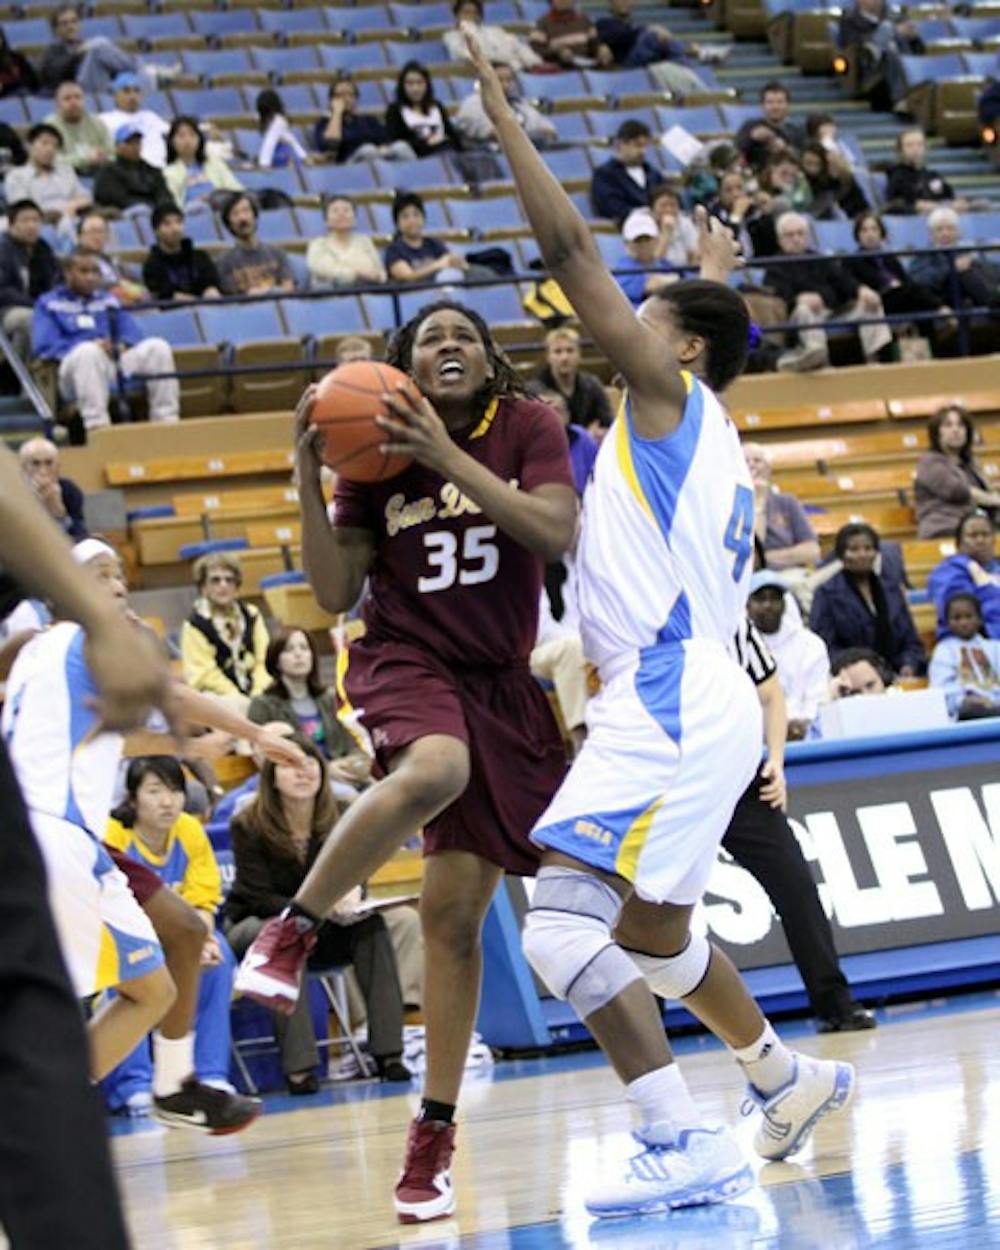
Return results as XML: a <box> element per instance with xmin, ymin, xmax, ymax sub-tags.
<box><xmin>462</xmin><ymin>21</ymin><xmax>510</xmax><ymax>122</ymax></box>
<box><xmin>293</xmin><ymin>383</ymin><xmax>325</xmax><ymax>486</ymax></box>
<box><xmin>758</xmin><ymin>757</ymin><xmax>787</xmax><ymax>811</ymax></box>
<box><xmin>377</xmin><ymin>384</ymin><xmax>456</xmax><ymax>476</ymax></box>
<box><xmin>85</xmin><ymin>612</ymin><xmax>170</xmax><ymax>732</ymax></box>
<box><xmin>695</xmin><ymin>205</ymin><xmax>742</xmax><ymax>283</ymax></box>
<box><xmin>252</xmin><ymin>725</ymin><xmax>307</xmax><ymax>767</ymax></box>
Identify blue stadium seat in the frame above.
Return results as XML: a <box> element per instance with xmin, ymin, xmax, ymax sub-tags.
<box><xmin>189</xmin><ymin>10</ymin><xmax>259</xmax><ymax>37</ymax></box>
<box><xmin>361</xmin><ymin>292</ymin><xmax>403</xmax><ymax>332</ymax></box>
<box><xmin>659</xmin><ymin>104</ymin><xmax>725</xmax><ymax>135</ymax></box>
<box><xmin>182</xmin><ymin>48</ymin><xmax>252</xmax><ymax>79</ymax></box>
<box><xmin>324</xmin><ymin>5</ymin><xmax>393</xmax><ymax>35</ymax></box>
<box><xmin>84</xmin><ymin>16</ymin><xmax>123</xmax><ymax>40</ymax></box>
<box><xmin>953</xmin><ymin>16</ymin><xmax>1000</xmax><ymax>41</ymax></box>
<box><xmin>963</xmin><ymin>51</ymin><xmax>1000</xmax><ymax>76</ymax></box>
<box><xmin>396</xmin><ymin>286</ymin><xmax>460</xmax><ymax>323</ymax></box>
<box><xmin>460</xmin><ymin>284</ymin><xmax>528</xmax><ymax>324</ymax></box>
<box><xmin>170</xmin><ymin>87</ymin><xmax>246</xmax><ymax>118</ymax></box>
<box><xmin>541</xmin><ymin>146</ymin><xmax>594</xmax><ymax>181</ymax></box>
<box><xmin>535</xmin><ymin>71</ymin><xmax>593</xmax><ymax>104</ymax></box>
<box><xmin>274</xmin><ymin>84</ymin><xmax>318</xmax><ymax>114</ymax></box>
<box><xmin>587</xmin><ymin>108</ymin><xmax>659</xmax><ymax>141</ymax></box>
<box><xmin>487</xmin><ymin>1</ymin><xmax>519</xmax><ymax>19</ymax></box>
<box><xmin>883</xmin><ymin>215</ymin><xmax>931</xmax><ymax>250</ymax></box>
<box><xmin>179</xmin><ymin>539</ymin><xmax>248</xmax><ymax>562</ymax></box>
<box><xmin>283</xmin><ymin>295</ymin><xmax>368</xmax><ymax>336</ymax></box>
<box><xmin>900</xmin><ymin>53</ymin><xmax>965</xmax><ymax>87</ymax></box>
<box><xmin>385</xmin><ymin>39</ymin><xmax>449</xmax><ymax>67</ymax></box>
<box><xmin>259</xmin><ymin>8</ymin><xmax>328</xmax><ymax>34</ymax></box>
<box><xmin>198</xmin><ymin>302</ymin><xmax>288</xmax><ymax>345</ymax></box>
<box><xmin>583</xmin><ymin>68</ymin><xmax>657</xmax><ymax>100</ymax></box>
<box><xmin>813</xmin><ymin>220</ymin><xmax>855</xmax><ymax>253</ymax></box>
<box><xmin>447</xmin><ymin>196</ymin><xmax>522</xmax><ymax>234</ymax></box>
<box><xmin>962</xmin><ymin>212</ymin><xmax>1000</xmax><ymax>243</ymax></box>
<box><xmin>595</xmin><ymin>233</ymin><xmax>627</xmax><ymax>267</ymax></box>
<box><xmin>0</xmin><ymin>97</ymin><xmax>27</xmax><ymax>125</ymax></box>
<box><xmin>182</xmin><ymin>212</ymin><xmax>221</xmax><ymax>244</ymax></box>
<box><xmin>389</xmin><ymin>1</ymin><xmax>454</xmax><ymax>26</ymax></box>
<box><xmin>114</xmin><ymin>216</ymin><xmax>148</xmax><ymax>249</ymax></box>
<box><xmin>517</xmin><ymin>0</ymin><xmax>548</xmax><ymax>19</ymax></box>
<box><xmin>133</xmin><ymin>308</ymin><xmax>204</xmax><ymax>347</ymax></box>
<box><xmin>553</xmin><ymin>112</ymin><xmax>594</xmax><ymax>143</ymax></box>
<box><xmin>374</xmin><ymin>156</ymin><xmax>455</xmax><ymax>189</ymax></box>
<box><xmin>251</xmin><ymin>46</ymin><xmax>321</xmax><ymax>77</ymax></box>
<box><xmin>913</xmin><ymin>18</ymin><xmax>956</xmax><ymax>42</ymax></box>
<box><xmin>4</xmin><ymin>19</ymin><xmax>52</xmax><ymax>47</ymax></box>
<box><xmin>230</xmin><ymin>128</ymin><xmax>262</xmax><ymax>161</ymax></box>
<box><xmin>293</xmin><ymin>206</ymin><xmax>326</xmax><ymax>237</ymax></box>
<box><xmin>255</xmin><ymin>208</ymin><xmax>299</xmax><ymax>243</ymax></box>
<box><xmin>319</xmin><ymin>43</ymin><xmax>389</xmax><ymax>72</ymax></box>
<box><xmin>301</xmin><ymin>162</ymin><xmax>379</xmax><ymax>197</ymax></box>
<box><xmin>367</xmin><ymin>198</ymin><xmax>450</xmax><ymax>232</ymax></box>
<box><xmin>719</xmin><ymin>103</ymin><xmax>761</xmax><ymax>132</ymax></box>
<box><xmin>120</xmin><ymin>13</ymin><xmax>193</xmax><ymax>42</ymax></box>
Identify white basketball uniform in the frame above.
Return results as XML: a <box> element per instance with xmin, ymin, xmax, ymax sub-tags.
<box><xmin>532</xmin><ymin>373</ymin><xmax>763</xmax><ymax>904</ymax></box>
<box><xmin>2</xmin><ymin>622</ymin><xmax>163</xmax><ymax>997</ymax></box>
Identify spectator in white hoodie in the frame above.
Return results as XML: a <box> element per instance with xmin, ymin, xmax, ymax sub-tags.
<box><xmin>747</xmin><ymin>570</ymin><xmax>830</xmax><ymax>740</ymax></box>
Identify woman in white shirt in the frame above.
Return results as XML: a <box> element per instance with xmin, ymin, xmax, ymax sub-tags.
<box><xmin>443</xmin><ymin>0</ymin><xmax>542</xmax><ymax>72</ymax></box>
<box><xmin>164</xmin><ymin>115</ymin><xmax>242</xmax><ymax>213</ymax></box>
<box><xmin>255</xmin><ymin>89</ymin><xmax>309</xmax><ymax>169</ymax></box>
<box><xmin>384</xmin><ymin>61</ymin><xmax>463</xmax><ymax>159</ymax></box>
<box><xmin>306</xmin><ymin>195</ymin><xmax>386</xmax><ymax>288</ymax></box>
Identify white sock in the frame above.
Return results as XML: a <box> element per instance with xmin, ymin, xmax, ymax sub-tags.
<box><xmin>152</xmin><ymin>1031</ymin><xmax>195</xmax><ymax>1099</ymax></box>
<box><xmin>626</xmin><ymin>1063</ymin><xmax>702</xmax><ymax>1145</ymax></box>
<box><xmin>730</xmin><ymin>1022</ymin><xmax>796</xmax><ymax>1095</ymax></box>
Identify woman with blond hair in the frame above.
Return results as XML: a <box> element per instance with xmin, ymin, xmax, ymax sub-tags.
<box><xmin>180</xmin><ymin>553</ymin><xmax>269</xmax><ymax>710</ymax></box>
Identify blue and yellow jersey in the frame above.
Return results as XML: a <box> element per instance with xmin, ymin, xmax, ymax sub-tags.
<box><xmin>105</xmin><ymin>811</ymin><xmax>222</xmax><ymax>913</ymax></box>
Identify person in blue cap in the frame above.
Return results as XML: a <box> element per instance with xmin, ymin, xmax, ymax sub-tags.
<box><xmin>99</xmin><ymin>72</ymin><xmax>170</xmax><ymax>168</ymax></box>
<box><xmin>94</xmin><ymin>122</ymin><xmax>173</xmax><ymax>215</ymax></box>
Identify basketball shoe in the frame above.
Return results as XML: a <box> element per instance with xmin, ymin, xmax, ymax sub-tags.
<box><xmin>152</xmin><ymin>1079</ymin><xmax>261</xmax><ymax>1135</ymax></box>
<box><xmin>394</xmin><ymin>1119</ymin><xmax>457</xmax><ymax>1224</ymax></box>
<box><xmin>585</xmin><ymin>1126</ymin><xmax>753</xmax><ymax>1219</ymax></box>
<box><xmin>743</xmin><ymin>1053</ymin><xmax>855</xmax><ymax>1161</ymax></box>
<box><xmin>233</xmin><ymin>912</ymin><xmax>316</xmax><ymax>1014</ymax></box>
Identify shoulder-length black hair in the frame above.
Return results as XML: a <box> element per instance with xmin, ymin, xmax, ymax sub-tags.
<box><xmin>834</xmin><ymin>521</ymin><xmax>880</xmax><ymax>560</ymax></box>
<box><xmin>394</xmin><ymin>60</ymin><xmax>437</xmax><ymax>112</ymax></box>
<box><xmin>165</xmin><ymin>114</ymin><xmax>206</xmax><ymax>166</ymax></box>
<box><xmin>112</xmin><ymin>755</ymin><xmax>186</xmax><ymax>828</ymax></box>
<box><xmin>256</xmin><ymin>88</ymin><xmax>285</xmax><ymax>129</ymax></box>
<box><xmin>853</xmin><ymin>210</ymin><xmax>886</xmax><ymax>244</ymax></box>
<box><xmin>263</xmin><ymin>626</ymin><xmax>324</xmax><ymax>700</ymax></box>
<box><xmin>928</xmin><ymin>403</ymin><xmax>976</xmax><ymax>466</ymax></box>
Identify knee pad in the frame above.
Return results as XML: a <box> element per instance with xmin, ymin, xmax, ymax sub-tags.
<box><xmin>628</xmin><ymin>932</ymin><xmax>712</xmax><ymax>1001</ymax></box>
<box><xmin>522</xmin><ymin>867</ymin><xmax>642</xmax><ymax>1020</ymax></box>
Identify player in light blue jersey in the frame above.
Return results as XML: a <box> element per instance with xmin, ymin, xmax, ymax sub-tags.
<box><xmin>464</xmin><ymin>32</ymin><xmax>855</xmax><ymax>1220</ymax></box>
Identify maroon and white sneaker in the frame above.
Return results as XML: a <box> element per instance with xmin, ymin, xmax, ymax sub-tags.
<box><xmin>233</xmin><ymin>913</ymin><xmax>316</xmax><ymax>1015</ymax></box>
<box><xmin>394</xmin><ymin>1119</ymin><xmax>457</xmax><ymax>1224</ymax></box>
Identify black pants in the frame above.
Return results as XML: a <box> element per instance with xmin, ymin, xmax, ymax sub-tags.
<box><xmin>721</xmin><ymin>772</ymin><xmax>855</xmax><ymax>1020</ymax></box>
<box><xmin>0</xmin><ymin>745</ymin><xmax>131</xmax><ymax>1249</ymax></box>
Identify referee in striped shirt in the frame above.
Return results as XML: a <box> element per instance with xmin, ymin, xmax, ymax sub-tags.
<box><xmin>726</xmin><ymin>619</ymin><xmax>876</xmax><ymax>1034</ymax></box>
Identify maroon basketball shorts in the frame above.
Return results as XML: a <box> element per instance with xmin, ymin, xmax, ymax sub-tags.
<box><xmin>342</xmin><ymin>639</ymin><xmax>568</xmax><ymax>876</ymax></box>
<box><xmin>104</xmin><ymin>844</ymin><xmax>164</xmax><ymax>907</ymax></box>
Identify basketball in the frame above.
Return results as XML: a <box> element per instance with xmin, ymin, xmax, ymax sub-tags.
<box><xmin>310</xmin><ymin>361</ymin><xmax>419</xmax><ymax>482</ymax></box>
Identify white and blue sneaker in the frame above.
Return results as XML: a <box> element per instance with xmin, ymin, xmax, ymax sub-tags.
<box><xmin>585</xmin><ymin>1126</ymin><xmax>754</xmax><ymax>1219</ymax></box>
<box><xmin>744</xmin><ymin>1053</ymin><xmax>855</xmax><ymax>1162</ymax></box>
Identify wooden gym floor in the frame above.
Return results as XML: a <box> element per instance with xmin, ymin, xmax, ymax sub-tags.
<box><xmin>109</xmin><ymin>989</ymin><xmax>1000</xmax><ymax>1250</ymax></box>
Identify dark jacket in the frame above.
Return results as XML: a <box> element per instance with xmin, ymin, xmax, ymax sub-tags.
<box><xmin>842</xmin><ymin>251</ymin><xmax>936</xmax><ymax>304</ymax></box>
<box><xmin>763</xmin><ymin>250</ymin><xmax>858</xmax><ymax>311</ymax></box>
<box><xmin>224</xmin><ymin>811</ymin><xmax>326</xmax><ymax>923</ymax></box>
<box><xmin>0</xmin><ymin>121</ymin><xmax>26</xmax><ymax>171</ymax></box>
<box><xmin>38</xmin><ymin>40</ymin><xmax>83</xmax><ymax>93</ymax></box>
<box><xmin>384</xmin><ymin>101</ymin><xmax>461</xmax><ymax>158</ymax></box>
<box><xmin>93</xmin><ymin>157</ymin><xmax>173</xmax><ymax>213</ymax></box>
<box><xmin>246</xmin><ymin>688</ymin><xmax>357</xmax><ymax>761</ymax></box>
<box><xmin>837</xmin><ymin>4</ymin><xmax>924</xmax><ymax>51</ymax></box>
<box><xmin>885</xmin><ymin>162</ymin><xmax>954</xmax><ymax>213</ymax></box>
<box><xmin>0</xmin><ymin>234</ymin><xmax>61</xmax><ymax>309</ymax></box>
<box><xmin>142</xmin><ymin>239</ymin><xmax>221</xmax><ymax>300</ymax></box>
<box><xmin>805</xmin><ymin>172</ymin><xmax>869</xmax><ymax>221</ymax></box>
<box><xmin>735</xmin><ymin>116</ymin><xmax>806</xmax><ymax>170</ymax></box>
<box><xmin>908</xmin><ymin>249</ymin><xmax>1000</xmax><ymax>308</ymax></box>
<box><xmin>55</xmin><ymin>478</ymin><xmax>88</xmax><ymax>541</ymax></box>
<box><xmin>590</xmin><ymin>156</ymin><xmax>657</xmax><ymax>224</ymax></box>
<box><xmin>312</xmin><ymin>111</ymin><xmax>389</xmax><ymax>162</ymax></box>
<box><xmin>810</xmin><ymin>569</ymin><xmax>926</xmax><ymax>674</ymax></box>
<box><xmin>0</xmin><ymin>49</ymin><xmax>38</xmax><ymax>98</ymax></box>
<box><xmin>536</xmin><ymin>363</ymin><xmax>613</xmax><ymax>431</ymax></box>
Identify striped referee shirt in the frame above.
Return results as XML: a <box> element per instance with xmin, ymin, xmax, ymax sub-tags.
<box><xmin>735</xmin><ymin>617</ymin><xmax>777</xmax><ymax>688</ymax></box>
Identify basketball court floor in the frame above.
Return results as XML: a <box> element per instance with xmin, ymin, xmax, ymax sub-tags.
<box><xmin>111</xmin><ymin>990</ymin><xmax>1000</xmax><ymax>1250</ymax></box>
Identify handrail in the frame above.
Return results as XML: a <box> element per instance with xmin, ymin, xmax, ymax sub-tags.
<box><xmin>0</xmin><ymin>327</ymin><xmax>53</xmax><ymax>432</ymax></box>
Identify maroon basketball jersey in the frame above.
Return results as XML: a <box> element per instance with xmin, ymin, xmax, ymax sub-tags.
<box><xmin>333</xmin><ymin>396</ymin><xmax>574</xmax><ymax>667</ymax></box>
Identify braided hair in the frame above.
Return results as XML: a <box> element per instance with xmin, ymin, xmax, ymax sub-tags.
<box><xmin>656</xmin><ymin>279</ymin><xmax>750</xmax><ymax>393</ymax></box>
<box><xmin>386</xmin><ymin>299</ymin><xmax>524</xmax><ymax>417</ymax></box>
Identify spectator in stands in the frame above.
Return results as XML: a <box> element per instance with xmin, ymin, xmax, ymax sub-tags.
<box><xmin>838</xmin><ymin>0</ymin><xmax>923</xmax><ymax>108</ymax></box>
<box><xmin>707</xmin><ymin>168</ymin><xmax>766</xmax><ymax>249</ymax></box>
<box><xmin>385</xmin><ymin>190</ymin><xmax>467</xmax><ymax>284</ymax></box>
<box><xmin>800</xmin><ymin>141</ymin><xmax>868</xmax><ymax>219</ymax></box>
<box><xmin>533</xmin><ymin>325</ymin><xmax>613</xmax><ymax>438</ymax></box>
<box><xmin>929</xmin><ymin>593</ymin><xmax>1000</xmax><ymax>719</ymax></box>
<box><xmin>809</xmin><ymin>521</ymin><xmax>925</xmax><ymax>676</ymax></box>
<box><xmin>180</xmin><ymin>552</ymin><xmax>270</xmax><ymax>708</ymax></box>
<box><xmin>256</xmin><ymin>89</ymin><xmax>309</xmax><ymax>170</ymax></box>
<box><xmin>0</xmin><ymin>27</ymin><xmax>37</xmax><ymax>97</ymax></box>
<box><xmin>164</xmin><ymin>116</ymin><xmax>242</xmax><ymax>214</ymax></box>
<box><xmin>597</xmin><ymin>0</ymin><xmax>725</xmax><ymax>91</ymax></box>
<box><xmin>143</xmin><ymin>205</ymin><xmax>222</xmax><ymax>303</ymax></box>
<box><xmin>247</xmin><ymin>628</ymin><xmax>372</xmax><ymax>795</ymax></box>
<box><xmin>444</xmin><ymin>0</ymin><xmax>542</xmax><ymax>71</ymax></box>
<box><xmin>46</xmin><ymin>81</ymin><xmax>112</xmax><ymax>174</ymax></box>
<box><xmin>683</xmin><ymin>139</ymin><xmax>739</xmax><ymax>206</ymax></box>
<box><xmin>32</xmin><ymin>249</ymin><xmax>179</xmax><ymax>432</ymax></box>
<box><xmin>100</xmin><ymin>72</ymin><xmax>170</xmax><ymax>169</ymax></box>
<box><xmin>306</xmin><ymin>195</ymin><xmax>385</xmax><ymax>289</ymax></box>
<box><xmin>0</xmin><ymin>116</ymin><xmax>24</xmax><ymax>177</ymax></box>
<box><xmin>18</xmin><ymin>437</ymin><xmax>88</xmax><ymax>541</ymax></box>
<box><xmin>531</xmin><ymin>0</ymin><xmax>613</xmax><ymax>67</ymax></box>
<box><xmin>747</xmin><ymin>571</ymin><xmax>830</xmax><ymax>738</ymax></box>
<box><xmin>103</xmin><ymin>756</ymin><xmax>237</xmax><ymax>1117</ymax></box>
<box><xmin>4</xmin><ymin>124</ymin><xmax>91</xmax><ymax>227</ymax></box>
<box><xmin>612</xmin><ymin>207</ymin><xmax>677</xmax><ymax>306</ymax></box>
<box><xmin>455</xmin><ymin>63</ymin><xmax>558</xmax><ymax>148</ymax></box>
<box><xmin>650</xmin><ymin>184</ymin><xmax>699</xmax><ymax>269</ymax></box>
<box><xmin>39</xmin><ymin>6</ymin><xmax>163</xmax><ymax>96</ymax></box>
<box><xmin>335</xmin><ymin>336</ymin><xmax>374</xmax><ymax>365</ymax></box>
<box><xmin>76</xmin><ymin>209</ymin><xmax>146</xmax><ymax>302</ymax></box>
<box><xmin>590</xmin><ymin>119</ymin><xmax>657</xmax><ymax>224</ymax></box>
<box><xmin>908</xmin><ymin>207</ymin><xmax>1000</xmax><ymax>323</ymax></box>
<box><xmin>886</xmin><ymin>129</ymin><xmax>969</xmax><ymax>215</ymax></box>
<box><xmin>805</xmin><ymin>112</ymin><xmax>857</xmax><ymax>169</ymax></box>
<box><xmin>385</xmin><ymin>62</ymin><xmax>463</xmax><ymax>160</ymax></box>
<box><xmin>0</xmin><ymin>200</ymin><xmax>62</xmax><ymax>362</ymax></box>
<box><xmin>747</xmin><ymin>150</ymin><xmax>812</xmax><ymax>255</ymax></box>
<box><xmin>313</xmin><ymin>75</ymin><xmax>416</xmax><ymax>164</ymax></box>
<box><xmin>844</xmin><ymin>210</ymin><xmax>949</xmax><ymax>335</ymax></box>
<box><xmin>224</xmin><ymin>739</ymin><xmax>409</xmax><ymax>1091</ymax></box>
<box><xmin>743</xmin><ymin>442</ymin><xmax>821</xmax><ymax>571</ymax></box>
<box><xmin>93</xmin><ymin>123</ymin><xmax>173</xmax><ymax>216</ymax></box>
<box><xmin>217</xmin><ymin>193</ymin><xmax>296</xmax><ymax>297</ymax></box>
<box><xmin>928</xmin><ymin>512</ymin><xmax>1000</xmax><ymax>640</ymax></box>
<box><xmin>736</xmin><ymin>82</ymin><xmax>805</xmax><ymax>172</ymax></box>
<box><xmin>829</xmin><ymin>647</ymin><xmax>891</xmax><ymax>698</ymax></box>
<box><xmin>916</xmin><ymin>405</ymin><xmax>1000</xmax><ymax>539</ymax></box>
<box><xmin>764</xmin><ymin>211</ymin><xmax>891</xmax><ymax>371</ymax></box>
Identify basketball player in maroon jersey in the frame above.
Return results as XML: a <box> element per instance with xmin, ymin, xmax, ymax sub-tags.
<box><xmin>235</xmin><ymin>299</ymin><xmax>578</xmax><ymax>1222</ymax></box>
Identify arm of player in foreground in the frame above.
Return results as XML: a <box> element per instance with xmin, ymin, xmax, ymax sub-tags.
<box><xmin>0</xmin><ymin>446</ymin><xmax>169</xmax><ymax>730</ymax></box>
<box><xmin>166</xmin><ymin>683</ymin><xmax>306</xmax><ymax>767</ymax></box>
